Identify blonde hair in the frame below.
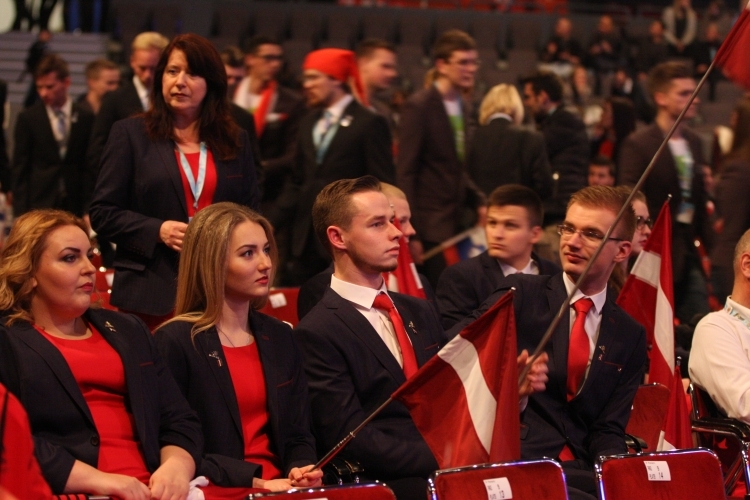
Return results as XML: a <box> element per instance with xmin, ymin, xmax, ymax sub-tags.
<box><xmin>381</xmin><ymin>182</ymin><xmax>406</xmax><ymax>202</ymax></box>
<box><xmin>161</xmin><ymin>203</ymin><xmax>277</xmax><ymax>339</ymax></box>
<box><xmin>131</xmin><ymin>32</ymin><xmax>169</xmax><ymax>53</ymax></box>
<box><xmin>479</xmin><ymin>84</ymin><xmax>524</xmax><ymax>125</ymax></box>
<box><xmin>0</xmin><ymin>210</ymin><xmax>90</xmax><ymax>325</ymax></box>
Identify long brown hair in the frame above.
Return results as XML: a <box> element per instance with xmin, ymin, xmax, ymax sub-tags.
<box><xmin>725</xmin><ymin>97</ymin><xmax>750</xmax><ymax>167</ymax></box>
<box><xmin>159</xmin><ymin>203</ymin><xmax>278</xmax><ymax>339</ymax></box>
<box><xmin>0</xmin><ymin>210</ymin><xmax>90</xmax><ymax>325</ymax></box>
<box><xmin>144</xmin><ymin>33</ymin><xmax>241</xmax><ymax>160</ymax></box>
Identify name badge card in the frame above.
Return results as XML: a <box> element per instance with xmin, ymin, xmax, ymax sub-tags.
<box><xmin>483</xmin><ymin>477</ymin><xmax>513</xmax><ymax>499</ymax></box>
<box><xmin>644</xmin><ymin>461</ymin><xmax>671</xmax><ymax>481</ymax></box>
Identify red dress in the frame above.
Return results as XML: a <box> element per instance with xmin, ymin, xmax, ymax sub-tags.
<box><xmin>38</xmin><ymin>325</ymin><xmax>150</xmax><ymax>483</ymax></box>
<box><xmin>174</xmin><ymin>148</ymin><xmax>218</xmax><ymax>219</ymax></box>
<box><xmin>198</xmin><ymin>341</ymin><xmax>282</xmax><ymax>500</ymax></box>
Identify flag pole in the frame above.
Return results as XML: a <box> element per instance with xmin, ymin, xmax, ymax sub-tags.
<box><xmin>518</xmin><ymin>57</ymin><xmax>719</xmax><ymax>386</ymax></box>
<box><xmin>311</xmin><ymin>397</ymin><xmax>394</xmax><ymax>471</ymax></box>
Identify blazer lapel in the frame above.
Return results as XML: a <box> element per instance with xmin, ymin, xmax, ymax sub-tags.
<box><xmin>579</xmin><ymin>296</ymin><xmax>619</xmax><ymax>395</ymax></box>
<box><xmin>156</xmin><ymin>140</ymin><xmax>189</xmax><ymax>220</ymax></box>
<box><xmin>326</xmin><ymin>292</ymin><xmax>407</xmax><ymax>385</ymax></box>
<box><xmin>393</xmin><ymin>298</ymin><xmax>432</xmax><ymax>367</ymax></box>
<box><xmin>547</xmin><ymin>275</ymin><xmax>571</xmax><ymax>400</ymax></box>
<box><xmin>480</xmin><ymin>251</ymin><xmax>505</xmax><ymax>285</ymax></box>
<box><xmin>318</xmin><ymin>100</ymin><xmax>357</xmax><ymax>166</ymax></box>
<box><xmin>195</xmin><ymin>329</ymin><xmax>243</xmax><ymax>438</ymax></box>
<box><xmin>87</xmin><ymin>312</ymin><xmax>147</xmax><ymax>438</ymax></box>
<box><xmin>34</xmin><ymin>103</ymin><xmax>62</xmax><ymax>163</ymax></box>
<box><xmin>251</xmin><ymin>313</ymin><xmax>281</xmax><ymax>446</ymax></box>
<box><xmin>13</xmin><ymin>321</ymin><xmax>94</xmax><ymax>425</ymax></box>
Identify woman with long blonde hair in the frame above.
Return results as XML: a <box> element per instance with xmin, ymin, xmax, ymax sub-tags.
<box><xmin>155</xmin><ymin>202</ymin><xmax>321</xmax><ymax>497</ymax></box>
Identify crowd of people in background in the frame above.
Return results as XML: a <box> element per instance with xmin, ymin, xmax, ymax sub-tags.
<box><xmin>1</xmin><ymin>0</ymin><xmax>750</xmax><ymax>499</ymax></box>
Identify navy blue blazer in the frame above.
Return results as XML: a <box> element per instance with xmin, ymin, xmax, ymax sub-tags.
<box><xmin>155</xmin><ymin>311</ymin><xmax>317</xmax><ymax>487</ymax></box>
<box><xmin>88</xmin><ymin>117</ymin><xmax>260</xmax><ymax>315</ymax></box>
<box><xmin>436</xmin><ymin>250</ymin><xmax>561</xmax><ymax>330</ymax></box>
<box><xmin>447</xmin><ymin>273</ymin><xmax>647</xmax><ymax>466</ymax></box>
<box><xmin>295</xmin><ymin>288</ymin><xmax>446</xmax><ymax>480</ymax></box>
<box><xmin>0</xmin><ymin>309</ymin><xmax>203</xmax><ymax>493</ymax></box>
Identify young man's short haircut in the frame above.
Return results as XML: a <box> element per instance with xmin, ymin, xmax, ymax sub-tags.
<box><xmin>355</xmin><ymin>38</ymin><xmax>397</xmax><ymax>60</ymax></box>
<box><xmin>34</xmin><ymin>54</ymin><xmax>69</xmax><ymax>80</ymax></box>
<box><xmin>131</xmin><ymin>31</ymin><xmax>169</xmax><ymax>53</ymax></box>
<box><xmin>312</xmin><ymin>176</ymin><xmax>382</xmax><ymax>255</ymax></box>
<box><xmin>487</xmin><ymin>184</ymin><xmax>544</xmax><ymax>228</ymax></box>
<box><xmin>590</xmin><ymin>155</ymin><xmax>616</xmax><ymax>177</ymax></box>
<box><xmin>84</xmin><ymin>58</ymin><xmax>118</xmax><ymax>81</ymax></box>
<box><xmin>647</xmin><ymin>61</ymin><xmax>692</xmax><ymax>99</ymax></box>
<box><xmin>242</xmin><ymin>35</ymin><xmax>281</xmax><ymax>55</ymax></box>
<box><xmin>380</xmin><ymin>182</ymin><xmax>407</xmax><ymax>202</ymax></box>
<box><xmin>521</xmin><ymin>71</ymin><xmax>564</xmax><ymax>103</ymax></box>
<box><xmin>432</xmin><ymin>29</ymin><xmax>476</xmax><ymax>62</ymax></box>
<box><xmin>220</xmin><ymin>46</ymin><xmax>244</xmax><ymax>69</ymax></box>
<box><xmin>567</xmin><ymin>185</ymin><xmax>636</xmax><ymax>240</ymax></box>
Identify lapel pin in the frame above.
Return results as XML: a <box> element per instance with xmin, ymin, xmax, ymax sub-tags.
<box><xmin>408</xmin><ymin>321</ymin><xmax>417</xmax><ymax>334</ymax></box>
<box><xmin>340</xmin><ymin>115</ymin><xmax>353</xmax><ymax>127</ymax></box>
<box><xmin>208</xmin><ymin>351</ymin><xmax>223</xmax><ymax>367</ymax></box>
<box><xmin>599</xmin><ymin>345</ymin><xmax>606</xmax><ymax>352</ymax></box>
<box><xmin>104</xmin><ymin>321</ymin><xmax>116</xmax><ymax>332</ymax></box>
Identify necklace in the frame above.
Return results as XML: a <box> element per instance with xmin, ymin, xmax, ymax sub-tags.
<box><xmin>217</xmin><ymin>327</ymin><xmax>252</xmax><ymax>348</ymax></box>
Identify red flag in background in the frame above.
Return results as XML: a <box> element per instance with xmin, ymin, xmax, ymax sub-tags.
<box><xmin>384</xmin><ymin>218</ymin><xmax>426</xmax><ymax>299</ymax></box>
<box><xmin>617</xmin><ymin>200</ymin><xmax>692</xmax><ymax>449</ymax></box>
<box><xmin>715</xmin><ymin>0</ymin><xmax>750</xmax><ymax>90</ymax></box>
<box><xmin>392</xmin><ymin>292</ymin><xmax>520</xmax><ymax>468</ymax></box>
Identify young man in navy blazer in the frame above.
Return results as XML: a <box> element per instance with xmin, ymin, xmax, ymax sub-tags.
<box><xmin>294</xmin><ymin>176</ymin><xmax>443</xmax><ymax>500</ymax></box>
<box><xmin>447</xmin><ymin>186</ymin><xmax>647</xmax><ymax>500</ymax></box>
<box><xmin>437</xmin><ymin>184</ymin><xmax>560</xmax><ymax>330</ymax></box>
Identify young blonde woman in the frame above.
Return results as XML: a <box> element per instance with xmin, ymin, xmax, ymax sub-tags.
<box><xmin>155</xmin><ymin>202</ymin><xmax>322</xmax><ymax>498</ymax></box>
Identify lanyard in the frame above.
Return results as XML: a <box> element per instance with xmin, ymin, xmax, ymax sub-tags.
<box><xmin>725</xmin><ymin>299</ymin><xmax>750</xmax><ymax>331</ymax></box>
<box><xmin>177</xmin><ymin>142</ymin><xmax>207</xmax><ymax>211</ymax></box>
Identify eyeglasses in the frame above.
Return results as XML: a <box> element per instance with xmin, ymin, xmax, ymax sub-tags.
<box><xmin>557</xmin><ymin>224</ymin><xmax>626</xmax><ymax>244</ymax></box>
<box><xmin>636</xmin><ymin>216</ymin><xmax>653</xmax><ymax>229</ymax></box>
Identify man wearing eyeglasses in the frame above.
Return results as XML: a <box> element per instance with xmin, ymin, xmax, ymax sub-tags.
<box><xmin>397</xmin><ymin>29</ymin><xmax>485</xmax><ymax>289</ymax></box>
<box><xmin>447</xmin><ymin>186</ymin><xmax>647</xmax><ymax>500</ymax></box>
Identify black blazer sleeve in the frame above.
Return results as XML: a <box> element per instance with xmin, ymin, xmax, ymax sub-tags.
<box><xmin>436</xmin><ymin>259</ymin><xmax>488</xmax><ymax>331</ymax></box>
<box><xmin>364</xmin><ymin>113</ymin><xmax>396</xmax><ymax>184</ymax></box>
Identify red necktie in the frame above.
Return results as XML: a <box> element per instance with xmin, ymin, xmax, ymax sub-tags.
<box><xmin>567</xmin><ymin>297</ymin><xmax>594</xmax><ymax>401</ymax></box>
<box><xmin>372</xmin><ymin>293</ymin><xmax>418</xmax><ymax>378</ymax></box>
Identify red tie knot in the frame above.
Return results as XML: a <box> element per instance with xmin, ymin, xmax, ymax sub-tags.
<box><xmin>573</xmin><ymin>297</ymin><xmax>594</xmax><ymax>316</ymax></box>
<box><xmin>372</xmin><ymin>293</ymin><xmax>395</xmax><ymax>312</ymax></box>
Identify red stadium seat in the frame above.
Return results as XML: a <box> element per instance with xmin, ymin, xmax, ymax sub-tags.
<box><xmin>428</xmin><ymin>459</ymin><xmax>567</xmax><ymax>500</ymax></box>
<box><xmin>626</xmin><ymin>383</ymin><xmax>671</xmax><ymax>452</ymax></box>
<box><xmin>248</xmin><ymin>482</ymin><xmax>396</xmax><ymax>500</ymax></box>
<box><xmin>53</xmin><ymin>495</ymin><xmax>111</xmax><ymax>499</ymax></box>
<box><xmin>259</xmin><ymin>287</ymin><xmax>300</xmax><ymax>327</ymax></box>
<box><xmin>595</xmin><ymin>448</ymin><xmax>726</xmax><ymax>500</ymax></box>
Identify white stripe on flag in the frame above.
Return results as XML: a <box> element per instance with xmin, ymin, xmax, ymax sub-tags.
<box><xmin>655</xmin><ymin>283</ymin><xmax>675</xmax><ymax>373</ymax></box>
<box><xmin>438</xmin><ymin>336</ymin><xmax>496</xmax><ymax>454</ymax></box>
<box><xmin>631</xmin><ymin>250</ymin><xmax>661</xmax><ymax>288</ymax></box>
<box><xmin>409</xmin><ymin>262</ymin><xmax>424</xmax><ymax>289</ymax></box>
<box><xmin>657</xmin><ymin>430</ymin><xmax>676</xmax><ymax>451</ymax></box>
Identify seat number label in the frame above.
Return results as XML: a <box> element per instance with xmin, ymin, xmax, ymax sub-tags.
<box><xmin>644</xmin><ymin>461</ymin><xmax>671</xmax><ymax>481</ymax></box>
<box><xmin>483</xmin><ymin>477</ymin><xmax>513</xmax><ymax>499</ymax></box>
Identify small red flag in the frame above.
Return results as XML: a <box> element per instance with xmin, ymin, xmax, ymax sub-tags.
<box><xmin>392</xmin><ymin>292</ymin><xmax>520</xmax><ymax>468</ymax></box>
<box><xmin>715</xmin><ymin>1</ymin><xmax>750</xmax><ymax>90</ymax></box>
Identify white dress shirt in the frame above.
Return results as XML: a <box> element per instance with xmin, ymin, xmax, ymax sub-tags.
<box><xmin>133</xmin><ymin>75</ymin><xmax>150</xmax><ymax>111</ymax></box>
<box><xmin>499</xmin><ymin>258</ymin><xmax>539</xmax><ymax>277</ymax></box>
<box><xmin>689</xmin><ymin>297</ymin><xmax>750</xmax><ymax>423</ymax></box>
<box><xmin>563</xmin><ymin>273</ymin><xmax>607</xmax><ymax>384</ymax></box>
<box><xmin>330</xmin><ymin>274</ymin><xmax>408</xmax><ymax>368</ymax></box>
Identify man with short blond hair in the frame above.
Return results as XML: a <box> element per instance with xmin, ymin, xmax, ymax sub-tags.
<box><xmin>79</xmin><ymin>59</ymin><xmax>120</xmax><ymax>115</ymax></box>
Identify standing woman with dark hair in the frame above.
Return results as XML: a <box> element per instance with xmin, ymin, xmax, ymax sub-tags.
<box><xmin>155</xmin><ymin>202</ymin><xmax>322</xmax><ymax>497</ymax></box>
<box><xmin>89</xmin><ymin>34</ymin><xmax>260</xmax><ymax>329</ymax></box>
<box><xmin>590</xmin><ymin>96</ymin><xmax>636</xmax><ymax>164</ymax></box>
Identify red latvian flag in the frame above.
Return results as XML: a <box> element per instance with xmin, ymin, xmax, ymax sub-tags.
<box><xmin>383</xmin><ymin>218</ymin><xmax>426</xmax><ymax>299</ymax></box>
<box><xmin>617</xmin><ymin>200</ymin><xmax>691</xmax><ymax>449</ymax></box>
<box><xmin>715</xmin><ymin>0</ymin><xmax>750</xmax><ymax>90</ymax></box>
<box><xmin>392</xmin><ymin>291</ymin><xmax>520</xmax><ymax>468</ymax></box>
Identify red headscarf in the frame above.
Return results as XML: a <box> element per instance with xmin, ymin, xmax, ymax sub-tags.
<box><xmin>303</xmin><ymin>48</ymin><xmax>368</xmax><ymax>107</ymax></box>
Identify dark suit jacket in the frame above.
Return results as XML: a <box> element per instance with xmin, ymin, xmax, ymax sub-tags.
<box><xmin>436</xmin><ymin>250</ymin><xmax>561</xmax><ymax>330</ymax></box>
<box><xmin>618</xmin><ymin>123</ymin><xmax>709</xmax><ymax>278</ymax></box>
<box><xmin>296</xmin><ymin>265</ymin><xmax>437</xmax><ymax>321</ymax></box>
<box><xmin>397</xmin><ymin>86</ymin><xmax>483</xmax><ymax>243</ymax></box>
<box><xmin>88</xmin><ymin>117</ymin><xmax>260</xmax><ymax>315</ymax></box>
<box><xmin>256</xmin><ymin>86</ymin><xmax>306</xmax><ymax>205</ymax></box>
<box><xmin>467</xmin><ymin>117</ymin><xmax>552</xmax><ymax>199</ymax></box>
<box><xmin>295</xmin><ymin>289</ymin><xmax>445</xmax><ymax>480</ymax></box>
<box><xmin>710</xmin><ymin>158</ymin><xmax>750</xmax><ymax>272</ymax></box>
<box><xmin>86</xmin><ymin>80</ymin><xmax>143</xmax><ymax>177</ymax></box>
<box><xmin>447</xmin><ymin>273</ymin><xmax>647</xmax><ymax>466</ymax></box>
<box><xmin>276</xmin><ymin>98</ymin><xmax>394</xmax><ymax>259</ymax></box>
<box><xmin>230</xmin><ymin>103</ymin><xmax>263</xmax><ymax>177</ymax></box>
<box><xmin>11</xmin><ymin>100</ymin><xmax>95</xmax><ymax>216</ymax></box>
<box><xmin>539</xmin><ymin>106</ymin><xmax>590</xmax><ymax>221</ymax></box>
<box><xmin>0</xmin><ymin>80</ymin><xmax>8</xmax><ymax>192</ymax></box>
<box><xmin>0</xmin><ymin>309</ymin><xmax>203</xmax><ymax>493</ymax></box>
<box><xmin>155</xmin><ymin>312</ymin><xmax>317</xmax><ymax>487</ymax></box>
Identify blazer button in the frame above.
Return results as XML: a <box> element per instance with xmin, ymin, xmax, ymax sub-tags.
<box><xmin>90</xmin><ymin>434</ymin><xmax>100</xmax><ymax>446</ymax></box>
